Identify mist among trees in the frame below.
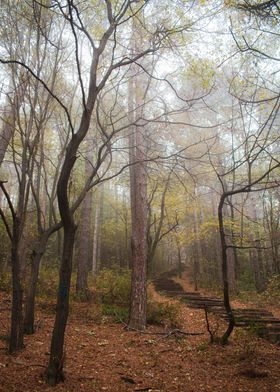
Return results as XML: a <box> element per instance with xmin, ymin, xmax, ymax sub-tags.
<box><xmin>0</xmin><ymin>0</ymin><xmax>280</xmax><ymax>389</ymax></box>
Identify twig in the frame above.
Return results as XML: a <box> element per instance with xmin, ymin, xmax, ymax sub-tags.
<box><xmin>125</xmin><ymin>325</ymin><xmax>203</xmax><ymax>337</ymax></box>
<box><xmin>204</xmin><ymin>307</ymin><xmax>214</xmax><ymax>343</ymax></box>
<box><xmin>11</xmin><ymin>359</ymin><xmax>47</xmax><ymax>368</ymax></box>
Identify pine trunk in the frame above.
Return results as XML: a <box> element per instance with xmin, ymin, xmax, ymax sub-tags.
<box><xmin>128</xmin><ymin>72</ymin><xmax>148</xmax><ymax>331</ymax></box>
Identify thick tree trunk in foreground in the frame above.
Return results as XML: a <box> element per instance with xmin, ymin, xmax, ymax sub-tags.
<box><xmin>45</xmin><ymin>110</ymin><xmax>92</xmax><ymax>385</ymax></box>
<box><xmin>129</xmin><ymin>162</ymin><xmax>148</xmax><ymax>330</ymax></box>
<box><xmin>128</xmin><ymin>68</ymin><xmax>148</xmax><ymax>331</ymax></box>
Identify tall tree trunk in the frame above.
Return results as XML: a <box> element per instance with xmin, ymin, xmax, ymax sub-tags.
<box><xmin>24</xmin><ymin>232</ymin><xmax>49</xmax><ymax>334</ymax></box>
<box><xmin>46</xmin><ymin>225</ymin><xmax>76</xmax><ymax>385</ymax></box>
<box><xmin>176</xmin><ymin>238</ymin><xmax>182</xmax><ymax>278</ymax></box>
<box><xmin>211</xmin><ymin>193</ymin><xmax>222</xmax><ymax>284</ymax></box>
<box><xmin>218</xmin><ymin>195</ymin><xmax>235</xmax><ymax>345</ymax></box>
<box><xmin>193</xmin><ymin>204</ymin><xmax>201</xmax><ymax>291</ymax></box>
<box><xmin>227</xmin><ymin>247</ymin><xmax>236</xmax><ymax>293</ymax></box>
<box><xmin>128</xmin><ymin>63</ymin><xmax>148</xmax><ymax>331</ymax></box>
<box><xmin>224</xmin><ymin>202</ymin><xmax>237</xmax><ymax>292</ymax></box>
<box><xmin>250</xmin><ymin>200</ymin><xmax>266</xmax><ymax>292</ymax></box>
<box><xmin>92</xmin><ymin>184</ymin><xmax>103</xmax><ymax>282</ymax></box>
<box><xmin>76</xmin><ymin>141</ymin><xmax>94</xmax><ymax>295</ymax></box>
<box><xmin>9</xmin><ymin>217</ymin><xmax>24</xmax><ymax>353</ymax></box>
<box><xmin>250</xmin><ymin>239</ymin><xmax>266</xmax><ymax>293</ymax></box>
<box><xmin>229</xmin><ymin>201</ymin><xmax>240</xmax><ymax>281</ymax></box>
<box><xmin>0</xmin><ymin>105</ymin><xmax>16</xmax><ymax>167</ymax></box>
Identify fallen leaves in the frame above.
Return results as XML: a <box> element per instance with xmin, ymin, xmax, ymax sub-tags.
<box><xmin>0</xmin><ymin>288</ymin><xmax>279</xmax><ymax>392</ymax></box>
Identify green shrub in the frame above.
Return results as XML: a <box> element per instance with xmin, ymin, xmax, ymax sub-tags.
<box><xmin>147</xmin><ymin>301</ymin><xmax>181</xmax><ymax>328</ymax></box>
<box><xmin>0</xmin><ymin>271</ymin><xmax>11</xmax><ymax>292</ymax></box>
<box><xmin>96</xmin><ymin>268</ymin><xmax>131</xmax><ymax>306</ymax></box>
<box><xmin>36</xmin><ymin>267</ymin><xmax>59</xmax><ymax>299</ymax></box>
<box><xmin>260</xmin><ymin>274</ymin><xmax>280</xmax><ymax>304</ymax></box>
<box><xmin>101</xmin><ymin>304</ymin><xmax>129</xmax><ymax>322</ymax></box>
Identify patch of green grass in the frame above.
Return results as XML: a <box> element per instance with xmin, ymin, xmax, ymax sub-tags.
<box><xmin>101</xmin><ymin>304</ymin><xmax>129</xmax><ymax>323</ymax></box>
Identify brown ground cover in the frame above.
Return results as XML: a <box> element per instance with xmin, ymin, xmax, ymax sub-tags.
<box><xmin>0</xmin><ymin>285</ymin><xmax>280</xmax><ymax>392</ymax></box>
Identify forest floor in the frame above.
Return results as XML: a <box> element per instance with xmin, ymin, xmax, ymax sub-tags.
<box><xmin>0</xmin><ymin>274</ymin><xmax>280</xmax><ymax>392</ymax></box>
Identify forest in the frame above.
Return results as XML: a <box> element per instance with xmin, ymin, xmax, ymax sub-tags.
<box><xmin>0</xmin><ymin>0</ymin><xmax>280</xmax><ymax>391</ymax></box>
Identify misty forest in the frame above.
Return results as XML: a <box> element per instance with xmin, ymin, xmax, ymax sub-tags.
<box><xmin>1</xmin><ymin>1</ymin><xmax>280</xmax><ymax>391</ymax></box>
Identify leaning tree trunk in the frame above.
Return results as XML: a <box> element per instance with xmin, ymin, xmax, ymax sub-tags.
<box><xmin>45</xmin><ymin>224</ymin><xmax>76</xmax><ymax>385</ymax></box>
<box><xmin>218</xmin><ymin>195</ymin><xmax>235</xmax><ymax>345</ymax></box>
<box><xmin>45</xmin><ymin>68</ymin><xmax>96</xmax><ymax>384</ymax></box>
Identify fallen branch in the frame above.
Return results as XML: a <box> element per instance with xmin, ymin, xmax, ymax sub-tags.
<box><xmin>11</xmin><ymin>359</ymin><xmax>47</xmax><ymax>368</ymax></box>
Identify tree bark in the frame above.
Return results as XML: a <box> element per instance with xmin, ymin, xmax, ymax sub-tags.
<box><xmin>128</xmin><ymin>62</ymin><xmax>148</xmax><ymax>331</ymax></box>
<box><xmin>9</xmin><ymin>217</ymin><xmax>24</xmax><ymax>353</ymax></box>
<box><xmin>24</xmin><ymin>232</ymin><xmax>49</xmax><ymax>334</ymax></box>
<box><xmin>193</xmin><ymin>204</ymin><xmax>201</xmax><ymax>291</ymax></box>
<box><xmin>218</xmin><ymin>195</ymin><xmax>235</xmax><ymax>345</ymax></box>
<box><xmin>45</xmin><ymin>225</ymin><xmax>76</xmax><ymax>385</ymax></box>
<box><xmin>76</xmin><ymin>138</ymin><xmax>95</xmax><ymax>294</ymax></box>
<box><xmin>92</xmin><ymin>185</ymin><xmax>103</xmax><ymax>281</ymax></box>
<box><xmin>250</xmin><ymin>240</ymin><xmax>266</xmax><ymax>293</ymax></box>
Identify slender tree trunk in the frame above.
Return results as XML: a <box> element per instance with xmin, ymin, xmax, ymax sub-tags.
<box><xmin>218</xmin><ymin>195</ymin><xmax>235</xmax><ymax>345</ymax></box>
<box><xmin>76</xmin><ymin>142</ymin><xmax>94</xmax><ymax>295</ymax></box>
<box><xmin>24</xmin><ymin>232</ymin><xmax>49</xmax><ymax>334</ymax></box>
<box><xmin>193</xmin><ymin>205</ymin><xmax>201</xmax><ymax>291</ymax></box>
<box><xmin>9</xmin><ymin>217</ymin><xmax>24</xmax><ymax>353</ymax></box>
<box><xmin>250</xmin><ymin>240</ymin><xmax>266</xmax><ymax>293</ymax></box>
<box><xmin>249</xmin><ymin>198</ymin><xmax>267</xmax><ymax>292</ymax></box>
<box><xmin>229</xmin><ymin>202</ymin><xmax>240</xmax><ymax>281</ymax></box>
<box><xmin>176</xmin><ymin>239</ymin><xmax>182</xmax><ymax>278</ymax></box>
<box><xmin>224</xmin><ymin>202</ymin><xmax>237</xmax><ymax>292</ymax></box>
<box><xmin>227</xmin><ymin>247</ymin><xmax>236</xmax><ymax>293</ymax></box>
<box><xmin>211</xmin><ymin>193</ymin><xmax>222</xmax><ymax>284</ymax></box>
<box><xmin>92</xmin><ymin>185</ymin><xmax>103</xmax><ymax>282</ymax></box>
<box><xmin>0</xmin><ymin>106</ymin><xmax>15</xmax><ymax>166</ymax></box>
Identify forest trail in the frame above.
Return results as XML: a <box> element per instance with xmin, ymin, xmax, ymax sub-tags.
<box><xmin>153</xmin><ymin>269</ymin><xmax>280</xmax><ymax>345</ymax></box>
